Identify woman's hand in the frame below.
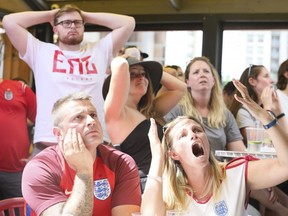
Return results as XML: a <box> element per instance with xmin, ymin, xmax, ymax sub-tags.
<box><xmin>261</xmin><ymin>86</ymin><xmax>282</xmax><ymax>115</ymax></box>
<box><xmin>148</xmin><ymin>118</ymin><xmax>165</xmax><ymax>162</ymax></box>
<box><xmin>261</xmin><ymin>86</ymin><xmax>274</xmax><ymax>110</ymax></box>
<box><xmin>233</xmin><ymin>79</ymin><xmax>263</xmax><ymax>120</ymax></box>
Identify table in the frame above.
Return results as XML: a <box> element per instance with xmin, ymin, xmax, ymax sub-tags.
<box><xmin>215</xmin><ymin>150</ymin><xmax>277</xmax><ymax>159</ymax></box>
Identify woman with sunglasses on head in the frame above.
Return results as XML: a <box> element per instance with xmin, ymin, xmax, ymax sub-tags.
<box><xmin>229</xmin><ymin>65</ymin><xmax>288</xmax><ymax>216</ymax></box>
<box><xmin>142</xmin><ymin>79</ymin><xmax>288</xmax><ymax>216</ymax></box>
<box><xmin>103</xmin><ymin>56</ymin><xmax>186</xmax><ymax>192</ymax></box>
<box><xmin>230</xmin><ymin>65</ymin><xmax>276</xmax><ymax>142</ymax></box>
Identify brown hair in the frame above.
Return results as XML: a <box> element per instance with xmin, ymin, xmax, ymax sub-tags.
<box><xmin>276</xmin><ymin>59</ymin><xmax>288</xmax><ymax>90</ymax></box>
<box><xmin>54</xmin><ymin>4</ymin><xmax>83</xmax><ymax>25</ymax></box>
<box><xmin>229</xmin><ymin>65</ymin><xmax>264</xmax><ymax>118</ymax></box>
<box><xmin>139</xmin><ymin>72</ymin><xmax>165</xmax><ymax>126</ymax></box>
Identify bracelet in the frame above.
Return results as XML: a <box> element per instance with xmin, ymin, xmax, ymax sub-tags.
<box><xmin>266</xmin><ymin>110</ymin><xmax>277</xmax><ymax>119</ymax></box>
<box><xmin>263</xmin><ymin>110</ymin><xmax>278</xmax><ymax>130</ymax></box>
<box><xmin>276</xmin><ymin>113</ymin><xmax>285</xmax><ymax>120</ymax></box>
<box><xmin>147</xmin><ymin>175</ymin><xmax>163</xmax><ymax>183</ymax></box>
<box><xmin>263</xmin><ymin>119</ymin><xmax>277</xmax><ymax>129</ymax></box>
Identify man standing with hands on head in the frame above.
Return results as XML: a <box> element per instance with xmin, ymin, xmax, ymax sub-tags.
<box><xmin>2</xmin><ymin>4</ymin><xmax>135</xmax><ymax>154</ymax></box>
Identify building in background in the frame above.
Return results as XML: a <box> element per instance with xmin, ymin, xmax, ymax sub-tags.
<box><xmin>83</xmin><ymin>30</ymin><xmax>288</xmax><ymax>84</ymax></box>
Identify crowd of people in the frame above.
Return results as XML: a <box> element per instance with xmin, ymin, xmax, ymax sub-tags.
<box><xmin>1</xmin><ymin>3</ymin><xmax>288</xmax><ymax>216</ymax></box>
<box><xmin>143</xmin><ymin>79</ymin><xmax>288</xmax><ymax>216</ymax></box>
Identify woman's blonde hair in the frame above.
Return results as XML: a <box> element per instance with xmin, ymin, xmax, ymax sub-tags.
<box><xmin>162</xmin><ymin>116</ymin><xmax>226</xmax><ymax>210</ymax></box>
<box><xmin>180</xmin><ymin>56</ymin><xmax>226</xmax><ymax>129</ymax></box>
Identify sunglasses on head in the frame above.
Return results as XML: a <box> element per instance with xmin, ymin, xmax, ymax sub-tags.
<box><xmin>247</xmin><ymin>64</ymin><xmax>254</xmax><ymax>77</ymax></box>
<box><xmin>247</xmin><ymin>64</ymin><xmax>262</xmax><ymax>77</ymax></box>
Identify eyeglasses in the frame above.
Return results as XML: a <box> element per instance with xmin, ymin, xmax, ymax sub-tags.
<box><xmin>55</xmin><ymin>20</ymin><xmax>84</xmax><ymax>28</ymax></box>
<box><xmin>162</xmin><ymin>124</ymin><xmax>169</xmax><ymax>134</ymax></box>
<box><xmin>130</xmin><ymin>71</ymin><xmax>147</xmax><ymax>79</ymax></box>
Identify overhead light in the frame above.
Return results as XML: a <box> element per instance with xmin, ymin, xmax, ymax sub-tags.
<box><xmin>170</xmin><ymin>0</ymin><xmax>182</xmax><ymax>11</ymax></box>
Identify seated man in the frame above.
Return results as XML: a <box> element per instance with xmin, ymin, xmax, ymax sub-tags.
<box><xmin>22</xmin><ymin>92</ymin><xmax>141</xmax><ymax>216</ymax></box>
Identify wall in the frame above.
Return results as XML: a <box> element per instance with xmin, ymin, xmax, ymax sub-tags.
<box><xmin>2</xmin><ymin>34</ymin><xmax>31</xmax><ymax>84</ymax></box>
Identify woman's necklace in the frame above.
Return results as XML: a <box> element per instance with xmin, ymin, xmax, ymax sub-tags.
<box><xmin>189</xmin><ymin>193</ymin><xmax>213</xmax><ymax>215</ymax></box>
<box><xmin>193</xmin><ymin>193</ymin><xmax>212</xmax><ymax>204</ymax></box>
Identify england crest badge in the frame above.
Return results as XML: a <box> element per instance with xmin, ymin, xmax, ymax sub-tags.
<box><xmin>94</xmin><ymin>178</ymin><xmax>111</xmax><ymax>200</ymax></box>
<box><xmin>214</xmin><ymin>200</ymin><xmax>228</xmax><ymax>216</ymax></box>
<box><xmin>4</xmin><ymin>89</ymin><xmax>13</xmax><ymax>101</ymax></box>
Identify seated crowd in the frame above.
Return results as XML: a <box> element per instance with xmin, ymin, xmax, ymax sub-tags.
<box><xmin>1</xmin><ymin>3</ymin><xmax>288</xmax><ymax>216</ymax></box>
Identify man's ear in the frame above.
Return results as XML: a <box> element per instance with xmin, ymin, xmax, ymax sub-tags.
<box><xmin>53</xmin><ymin>26</ymin><xmax>58</xmax><ymax>34</ymax></box>
<box><xmin>168</xmin><ymin>150</ymin><xmax>180</xmax><ymax>161</ymax></box>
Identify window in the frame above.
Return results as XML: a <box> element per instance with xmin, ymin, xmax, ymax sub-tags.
<box><xmin>83</xmin><ymin>30</ymin><xmax>203</xmax><ymax>71</ymax></box>
<box><xmin>221</xmin><ymin>30</ymin><xmax>288</xmax><ymax>83</ymax></box>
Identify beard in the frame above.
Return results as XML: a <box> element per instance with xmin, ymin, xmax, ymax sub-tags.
<box><xmin>59</xmin><ymin>34</ymin><xmax>83</xmax><ymax>46</ymax></box>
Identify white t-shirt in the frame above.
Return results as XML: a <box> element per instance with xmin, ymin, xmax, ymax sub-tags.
<box><xmin>236</xmin><ymin>106</ymin><xmax>260</xmax><ymax>129</ymax></box>
<box><xmin>277</xmin><ymin>89</ymin><xmax>288</xmax><ymax>118</ymax></box>
<box><xmin>186</xmin><ymin>157</ymin><xmax>251</xmax><ymax>216</ymax></box>
<box><xmin>21</xmin><ymin>33</ymin><xmax>113</xmax><ymax>143</ymax></box>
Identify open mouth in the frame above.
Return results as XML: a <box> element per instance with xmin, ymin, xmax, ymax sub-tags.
<box><xmin>192</xmin><ymin>143</ymin><xmax>204</xmax><ymax>157</ymax></box>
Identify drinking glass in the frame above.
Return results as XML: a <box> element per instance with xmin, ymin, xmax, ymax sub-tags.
<box><xmin>246</xmin><ymin>127</ymin><xmax>264</xmax><ymax>152</ymax></box>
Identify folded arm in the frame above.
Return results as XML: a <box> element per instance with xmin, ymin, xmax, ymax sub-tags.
<box><xmin>82</xmin><ymin>12</ymin><xmax>135</xmax><ymax>56</ymax></box>
<box><xmin>104</xmin><ymin>56</ymin><xmax>130</xmax><ymax>122</ymax></box>
<box><xmin>3</xmin><ymin>10</ymin><xmax>57</xmax><ymax>56</ymax></box>
<box><xmin>154</xmin><ymin>72</ymin><xmax>187</xmax><ymax>117</ymax></box>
